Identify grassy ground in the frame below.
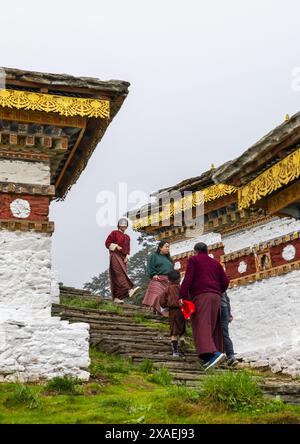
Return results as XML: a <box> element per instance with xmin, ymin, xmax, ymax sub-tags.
<box><xmin>0</xmin><ymin>348</ymin><xmax>299</xmax><ymax>424</ymax></box>
<box><xmin>59</xmin><ymin>296</ymin><xmax>124</xmax><ymax>314</ymax></box>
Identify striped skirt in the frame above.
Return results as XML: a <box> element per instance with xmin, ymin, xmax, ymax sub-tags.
<box><xmin>109</xmin><ymin>252</ymin><xmax>134</xmax><ymax>300</ymax></box>
<box><xmin>142</xmin><ymin>275</ymin><xmax>169</xmax><ymax>315</ymax></box>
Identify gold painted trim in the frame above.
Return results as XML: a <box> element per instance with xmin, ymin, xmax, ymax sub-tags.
<box><xmin>0</xmin><ymin>89</ymin><xmax>110</xmax><ymax>119</ymax></box>
<box><xmin>238</xmin><ymin>147</ymin><xmax>300</xmax><ymax>209</ymax></box>
<box><xmin>132</xmin><ymin>184</ymin><xmax>238</xmax><ymax>230</ymax></box>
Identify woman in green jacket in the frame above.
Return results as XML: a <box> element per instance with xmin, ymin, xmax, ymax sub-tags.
<box><xmin>142</xmin><ymin>240</ymin><xmax>174</xmax><ymax>315</ymax></box>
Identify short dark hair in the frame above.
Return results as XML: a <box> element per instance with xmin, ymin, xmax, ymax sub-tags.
<box><xmin>167</xmin><ymin>270</ymin><xmax>181</xmax><ymax>282</ymax></box>
<box><xmin>194</xmin><ymin>242</ymin><xmax>208</xmax><ymax>253</ymax></box>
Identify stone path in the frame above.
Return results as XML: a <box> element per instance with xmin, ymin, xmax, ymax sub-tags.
<box><xmin>52</xmin><ymin>286</ymin><xmax>300</xmax><ymax>404</ymax></box>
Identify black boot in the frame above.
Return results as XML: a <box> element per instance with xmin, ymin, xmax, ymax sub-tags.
<box><xmin>171</xmin><ymin>340</ymin><xmax>180</xmax><ymax>357</ymax></box>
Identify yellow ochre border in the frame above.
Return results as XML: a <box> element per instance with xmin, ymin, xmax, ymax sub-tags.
<box><xmin>0</xmin><ymin>89</ymin><xmax>110</xmax><ymax>118</ymax></box>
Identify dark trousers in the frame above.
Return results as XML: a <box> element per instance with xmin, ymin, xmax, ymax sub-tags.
<box><xmin>221</xmin><ymin>305</ymin><xmax>234</xmax><ymax>358</ymax></box>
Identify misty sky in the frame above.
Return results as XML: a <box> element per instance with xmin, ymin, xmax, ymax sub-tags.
<box><xmin>1</xmin><ymin>0</ymin><xmax>300</xmax><ymax>288</ymax></box>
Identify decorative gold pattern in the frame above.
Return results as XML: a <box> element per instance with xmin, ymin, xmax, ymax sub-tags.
<box><xmin>238</xmin><ymin>148</ymin><xmax>300</xmax><ymax>209</ymax></box>
<box><xmin>0</xmin><ymin>89</ymin><xmax>110</xmax><ymax>118</ymax></box>
<box><xmin>132</xmin><ymin>184</ymin><xmax>237</xmax><ymax>230</ymax></box>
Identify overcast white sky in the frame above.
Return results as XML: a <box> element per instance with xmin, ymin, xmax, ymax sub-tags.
<box><xmin>2</xmin><ymin>0</ymin><xmax>300</xmax><ymax>288</ymax></box>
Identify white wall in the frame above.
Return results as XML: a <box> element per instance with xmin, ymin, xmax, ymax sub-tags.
<box><xmin>224</xmin><ymin>217</ymin><xmax>300</xmax><ymax>376</ymax></box>
<box><xmin>0</xmin><ymin>160</ymin><xmax>50</xmax><ymax>185</ymax></box>
<box><xmin>229</xmin><ymin>271</ymin><xmax>300</xmax><ymax>376</ymax></box>
<box><xmin>0</xmin><ymin>320</ymin><xmax>90</xmax><ymax>382</ymax></box>
<box><xmin>0</xmin><ymin>230</ymin><xmax>90</xmax><ymax>381</ymax></box>
<box><xmin>223</xmin><ymin>217</ymin><xmax>300</xmax><ymax>253</ymax></box>
<box><xmin>0</xmin><ymin>231</ymin><xmax>52</xmax><ymax>313</ymax></box>
<box><xmin>170</xmin><ymin>232</ymin><xmax>222</xmax><ymax>256</ymax></box>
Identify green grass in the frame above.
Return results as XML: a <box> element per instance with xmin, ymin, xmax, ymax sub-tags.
<box><xmin>148</xmin><ymin>367</ymin><xmax>173</xmax><ymax>386</ymax></box>
<box><xmin>60</xmin><ymin>296</ymin><xmax>123</xmax><ymax>314</ymax></box>
<box><xmin>139</xmin><ymin>359</ymin><xmax>154</xmax><ymax>374</ymax></box>
<box><xmin>3</xmin><ymin>385</ymin><xmax>42</xmax><ymax>410</ymax></box>
<box><xmin>89</xmin><ymin>347</ymin><xmax>135</xmax><ymax>383</ymax></box>
<box><xmin>132</xmin><ymin>314</ymin><xmax>170</xmax><ymax>334</ymax></box>
<box><xmin>199</xmin><ymin>370</ymin><xmax>286</xmax><ymax>413</ymax></box>
<box><xmin>44</xmin><ymin>377</ymin><xmax>83</xmax><ymax>396</ymax></box>
<box><xmin>0</xmin><ymin>349</ymin><xmax>299</xmax><ymax>424</ymax></box>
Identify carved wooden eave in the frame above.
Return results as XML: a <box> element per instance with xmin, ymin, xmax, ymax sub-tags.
<box><xmin>212</xmin><ymin>111</ymin><xmax>300</xmax><ymax>187</ymax></box>
<box><xmin>153</xmin><ymin>207</ymin><xmax>267</xmax><ymax>242</ymax></box>
<box><xmin>0</xmin><ymin>219</ymin><xmax>54</xmax><ymax>233</ymax></box>
<box><xmin>0</xmin><ymin>67</ymin><xmax>130</xmax><ymax>200</ymax></box>
<box><xmin>156</xmin><ymin>169</ymin><xmax>214</xmax><ymax>195</ymax></box>
<box><xmin>129</xmin><ymin>184</ymin><xmax>238</xmax><ymax>231</ymax></box>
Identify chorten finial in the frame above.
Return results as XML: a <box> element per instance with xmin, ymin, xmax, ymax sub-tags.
<box><xmin>285</xmin><ymin>114</ymin><xmax>290</xmax><ymax>121</ymax></box>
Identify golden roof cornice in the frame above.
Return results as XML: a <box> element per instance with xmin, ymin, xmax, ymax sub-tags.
<box><xmin>0</xmin><ymin>89</ymin><xmax>110</xmax><ymax>118</ymax></box>
<box><xmin>238</xmin><ymin>147</ymin><xmax>300</xmax><ymax>209</ymax></box>
<box><xmin>132</xmin><ymin>184</ymin><xmax>238</xmax><ymax>230</ymax></box>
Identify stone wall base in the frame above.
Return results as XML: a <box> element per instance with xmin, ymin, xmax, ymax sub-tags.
<box><xmin>0</xmin><ymin>317</ymin><xmax>90</xmax><ymax>382</ymax></box>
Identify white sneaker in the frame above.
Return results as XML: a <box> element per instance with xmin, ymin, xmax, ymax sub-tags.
<box><xmin>128</xmin><ymin>287</ymin><xmax>141</xmax><ymax>298</ymax></box>
<box><xmin>113</xmin><ymin>298</ymin><xmax>125</xmax><ymax>304</ymax></box>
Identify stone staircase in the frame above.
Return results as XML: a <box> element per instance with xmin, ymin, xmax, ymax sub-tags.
<box><xmin>52</xmin><ymin>286</ymin><xmax>300</xmax><ymax>404</ymax></box>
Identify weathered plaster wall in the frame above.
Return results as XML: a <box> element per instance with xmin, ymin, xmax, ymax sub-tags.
<box><xmin>0</xmin><ymin>160</ymin><xmax>50</xmax><ymax>185</ymax></box>
<box><xmin>228</xmin><ymin>271</ymin><xmax>300</xmax><ymax>376</ymax></box>
<box><xmin>223</xmin><ymin>217</ymin><xmax>300</xmax><ymax>253</ymax></box>
<box><xmin>0</xmin><ymin>230</ymin><xmax>90</xmax><ymax>381</ymax></box>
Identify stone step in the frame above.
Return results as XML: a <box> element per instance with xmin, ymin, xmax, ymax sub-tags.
<box><xmin>57</xmin><ymin>290</ymin><xmax>169</xmax><ymax>315</ymax></box>
<box><xmin>53</xmin><ymin>312</ymin><xmax>165</xmax><ymax>327</ymax></box>
<box><xmin>153</xmin><ymin>361</ymin><xmax>203</xmax><ymax>372</ymax></box>
<box><xmin>58</xmin><ymin>296</ymin><xmax>161</xmax><ymax>315</ymax></box>
<box><xmin>91</xmin><ymin>341</ymin><xmax>175</xmax><ymax>353</ymax></box>
<box><xmin>60</xmin><ymin>286</ymin><xmax>95</xmax><ymax>296</ymax></box>
<box><xmin>171</xmin><ymin>372</ymin><xmax>205</xmax><ymax>381</ymax></box>
<box><xmin>120</xmin><ymin>352</ymin><xmax>199</xmax><ymax>363</ymax></box>
<box><xmin>58</xmin><ymin>315</ymin><xmax>169</xmax><ymax>333</ymax></box>
<box><xmin>52</xmin><ymin>304</ymin><xmax>166</xmax><ymax>322</ymax></box>
<box><xmin>60</xmin><ymin>293</ymin><xmax>103</xmax><ymax>302</ymax></box>
<box><xmin>54</xmin><ymin>301</ymin><xmax>300</xmax><ymax>405</ymax></box>
<box><xmin>89</xmin><ymin>324</ymin><xmax>170</xmax><ymax>335</ymax></box>
<box><xmin>90</xmin><ymin>332</ymin><xmax>173</xmax><ymax>343</ymax></box>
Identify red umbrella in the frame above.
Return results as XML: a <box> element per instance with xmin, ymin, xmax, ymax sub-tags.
<box><xmin>180</xmin><ymin>300</ymin><xmax>195</xmax><ymax>320</ymax></box>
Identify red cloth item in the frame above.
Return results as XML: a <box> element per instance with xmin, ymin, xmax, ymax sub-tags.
<box><xmin>105</xmin><ymin>230</ymin><xmax>131</xmax><ymax>256</ymax></box>
<box><xmin>180</xmin><ymin>299</ymin><xmax>195</xmax><ymax>320</ymax></box>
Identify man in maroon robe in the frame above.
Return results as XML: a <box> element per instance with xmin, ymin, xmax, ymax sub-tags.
<box><xmin>105</xmin><ymin>218</ymin><xmax>140</xmax><ymax>303</ymax></box>
<box><xmin>179</xmin><ymin>242</ymin><xmax>229</xmax><ymax>370</ymax></box>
